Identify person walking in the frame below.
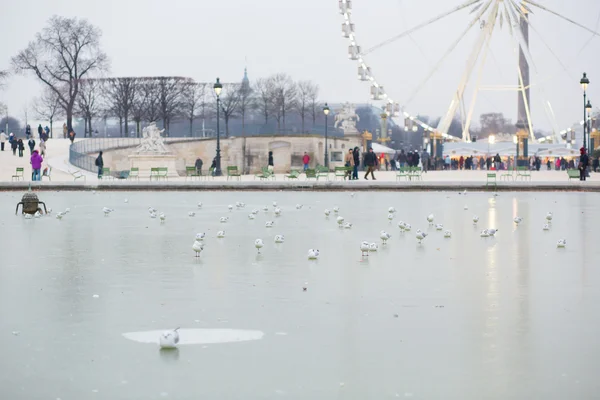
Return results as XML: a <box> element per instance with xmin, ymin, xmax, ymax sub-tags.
<box><xmin>493</xmin><ymin>153</ymin><xmax>501</xmax><ymax>170</ymax></box>
<box><xmin>39</xmin><ymin>139</ymin><xmax>47</xmax><ymax>157</ymax></box>
<box><xmin>421</xmin><ymin>149</ymin><xmax>430</xmax><ymax>173</ymax></box>
<box><xmin>37</xmin><ymin>124</ymin><xmax>43</xmax><ymax>138</ymax></box>
<box><xmin>25</xmin><ymin>125</ymin><xmax>31</xmax><ymax>139</ymax></box>
<box><xmin>28</xmin><ymin>137</ymin><xmax>36</xmax><ymax>154</ymax></box>
<box><xmin>302</xmin><ymin>152</ymin><xmax>310</xmax><ymax>171</ymax></box>
<box><xmin>194</xmin><ymin>157</ymin><xmax>203</xmax><ymax>175</ymax></box>
<box><xmin>30</xmin><ymin>150</ymin><xmax>43</xmax><ymax>181</ymax></box>
<box><xmin>95</xmin><ymin>151</ymin><xmax>104</xmax><ymax>179</ymax></box>
<box><xmin>267</xmin><ymin>151</ymin><xmax>274</xmax><ymax>173</ymax></box>
<box><xmin>17</xmin><ymin>138</ymin><xmax>25</xmax><ymax>157</ymax></box>
<box><xmin>0</xmin><ymin>130</ymin><xmax>7</xmax><ymax>151</ymax></box>
<box><xmin>11</xmin><ymin>136</ymin><xmax>18</xmax><ymax>155</ymax></box>
<box><xmin>363</xmin><ymin>147</ymin><xmax>377</xmax><ymax>180</ymax></box>
<box><xmin>352</xmin><ymin>147</ymin><xmax>360</xmax><ymax>180</ymax></box>
<box><xmin>344</xmin><ymin>148</ymin><xmax>354</xmax><ymax>180</ymax></box>
<box><xmin>579</xmin><ymin>147</ymin><xmax>589</xmax><ymax>181</ymax></box>
<box><xmin>69</xmin><ymin>129</ymin><xmax>76</xmax><ymax>144</ymax></box>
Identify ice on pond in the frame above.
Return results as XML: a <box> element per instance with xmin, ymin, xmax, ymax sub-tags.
<box><xmin>122</xmin><ymin>328</ymin><xmax>264</xmax><ymax>345</ymax></box>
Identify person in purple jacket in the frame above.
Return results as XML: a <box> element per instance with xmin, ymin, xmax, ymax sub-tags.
<box><xmin>30</xmin><ymin>150</ymin><xmax>44</xmax><ymax>181</ymax></box>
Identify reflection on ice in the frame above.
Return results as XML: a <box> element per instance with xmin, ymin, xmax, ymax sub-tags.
<box><xmin>122</xmin><ymin>329</ymin><xmax>265</xmax><ymax>345</ymax></box>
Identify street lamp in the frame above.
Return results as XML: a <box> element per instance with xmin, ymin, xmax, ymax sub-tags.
<box><xmin>323</xmin><ymin>103</ymin><xmax>330</xmax><ymax>168</ymax></box>
<box><xmin>586</xmin><ymin>99</ymin><xmax>592</xmax><ymax>151</ymax></box>
<box><xmin>213</xmin><ymin>77</ymin><xmax>223</xmax><ymax>176</ymax></box>
<box><xmin>580</xmin><ymin>72</ymin><xmax>590</xmax><ymax>151</ymax></box>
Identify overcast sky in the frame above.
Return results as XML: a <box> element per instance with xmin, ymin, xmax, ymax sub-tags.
<box><xmin>1</xmin><ymin>0</ymin><xmax>599</xmax><ymax>131</ymax></box>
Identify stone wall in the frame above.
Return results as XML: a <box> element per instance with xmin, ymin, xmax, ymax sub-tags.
<box><xmin>99</xmin><ymin>135</ymin><xmax>361</xmax><ymax>175</ymax></box>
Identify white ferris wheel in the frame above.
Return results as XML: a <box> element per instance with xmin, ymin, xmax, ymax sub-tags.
<box><xmin>338</xmin><ymin>0</ymin><xmax>600</xmax><ymax>144</ymax></box>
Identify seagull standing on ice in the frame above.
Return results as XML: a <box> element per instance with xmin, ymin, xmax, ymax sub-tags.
<box><xmin>248</xmin><ymin>213</ymin><xmax>256</xmax><ymax>220</ymax></box>
<box><xmin>546</xmin><ymin>212</ymin><xmax>553</xmax><ymax>222</ymax></box>
<box><xmin>398</xmin><ymin>221</ymin><xmax>406</xmax><ymax>231</ymax></box>
<box><xmin>427</xmin><ymin>214</ymin><xmax>434</xmax><ymax>225</ymax></box>
<box><xmin>220</xmin><ymin>217</ymin><xmax>229</xmax><ymax>223</ymax></box>
<box><xmin>444</xmin><ymin>230</ymin><xmax>452</xmax><ymax>238</ymax></box>
<box><xmin>480</xmin><ymin>229</ymin><xmax>490</xmax><ymax>237</ymax></box>
<box><xmin>513</xmin><ymin>217</ymin><xmax>523</xmax><ymax>225</ymax></box>
<box><xmin>274</xmin><ymin>208</ymin><xmax>282</xmax><ymax>216</ymax></box>
<box><xmin>265</xmin><ymin>221</ymin><xmax>274</xmax><ymax>228</ymax></box>
<box><xmin>336</xmin><ymin>216</ymin><xmax>345</xmax><ymax>226</ymax></box>
<box><xmin>487</xmin><ymin>228</ymin><xmax>498</xmax><ymax>236</ymax></box>
<box><xmin>56</xmin><ymin>212</ymin><xmax>65</xmax><ymax>220</ymax></box>
<box><xmin>255</xmin><ymin>239</ymin><xmax>264</xmax><ymax>254</ymax></box>
<box><xmin>543</xmin><ymin>224</ymin><xmax>550</xmax><ymax>231</ymax></box>
<box><xmin>387</xmin><ymin>213</ymin><xmax>394</xmax><ymax>221</ymax></box>
<box><xmin>324</xmin><ymin>209</ymin><xmax>331</xmax><ymax>217</ymax></box>
<box><xmin>274</xmin><ymin>235</ymin><xmax>285</xmax><ymax>243</ymax></box>
<box><xmin>296</xmin><ymin>204</ymin><xmax>303</xmax><ymax>210</ymax></box>
<box><xmin>473</xmin><ymin>216</ymin><xmax>479</xmax><ymax>224</ymax></box>
<box><xmin>103</xmin><ymin>207</ymin><xmax>114</xmax><ymax>216</ymax></box>
<box><xmin>435</xmin><ymin>224</ymin><xmax>443</xmax><ymax>231</ymax></box>
<box><xmin>188</xmin><ymin>211</ymin><xmax>196</xmax><ymax>217</ymax></box>
<box><xmin>360</xmin><ymin>241</ymin><xmax>370</xmax><ymax>256</ymax></box>
<box><xmin>197</xmin><ymin>202</ymin><xmax>203</xmax><ymax>209</ymax></box>
<box><xmin>159</xmin><ymin>328</ymin><xmax>180</xmax><ymax>349</ymax></box>
<box><xmin>343</xmin><ymin>222</ymin><xmax>352</xmax><ymax>229</ymax></box>
<box><xmin>369</xmin><ymin>243</ymin><xmax>379</xmax><ymax>252</ymax></box>
<box><xmin>557</xmin><ymin>239</ymin><xmax>566</xmax><ymax>248</ymax></box>
<box><xmin>307</xmin><ymin>249</ymin><xmax>320</xmax><ymax>259</ymax></box>
<box><xmin>196</xmin><ymin>233</ymin><xmax>206</xmax><ymax>241</ymax></box>
<box><xmin>388</xmin><ymin>207</ymin><xmax>396</xmax><ymax>214</ymax></box>
<box><xmin>159</xmin><ymin>213</ymin><xmax>166</xmax><ymax>223</ymax></box>
<box><xmin>192</xmin><ymin>240</ymin><xmax>204</xmax><ymax>257</ymax></box>
<box><xmin>333</xmin><ymin>206</ymin><xmax>340</xmax><ymax>213</ymax></box>
<box><xmin>217</xmin><ymin>231</ymin><xmax>225</xmax><ymax>238</ymax></box>
<box><xmin>416</xmin><ymin>230</ymin><xmax>427</xmax><ymax>244</ymax></box>
<box><xmin>380</xmin><ymin>231</ymin><xmax>391</xmax><ymax>244</ymax></box>
<box><xmin>228</xmin><ymin>205</ymin><xmax>233</xmax><ymax>211</ymax></box>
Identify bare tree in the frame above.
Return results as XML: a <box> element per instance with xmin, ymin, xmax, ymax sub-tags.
<box><xmin>140</xmin><ymin>79</ymin><xmax>161</xmax><ymax>125</ymax></box>
<box><xmin>33</xmin><ymin>87</ymin><xmax>64</xmax><ymax>138</ymax></box>
<box><xmin>213</xmin><ymin>83</ymin><xmax>242</xmax><ymax>137</ymax></box>
<box><xmin>77</xmin><ymin>79</ymin><xmax>103</xmax><ymax>137</ymax></box>
<box><xmin>307</xmin><ymin>83</ymin><xmax>321</xmax><ymax>128</ymax></box>
<box><xmin>296</xmin><ymin>81</ymin><xmax>318</xmax><ymax>133</ymax></box>
<box><xmin>181</xmin><ymin>82</ymin><xmax>207</xmax><ymax>136</ymax></box>
<box><xmin>0</xmin><ymin>70</ymin><xmax>8</xmax><ymax>90</ymax></box>
<box><xmin>254</xmin><ymin>78</ymin><xmax>274</xmax><ymax>125</ymax></box>
<box><xmin>157</xmin><ymin>77</ymin><xmax>188</xmax><ymax>135</ymax></box>
<box><xmin>104</xmin><ymin>77</ymin><xmax>137</xmax><ymax>137</ymax></box>
<box><xmin>269</xmin><ymin>73</ymin><xmax>297</xmax><ymax>132</ymax></box>
<box><xmin>11</xmin><ymin>16</ymin><xmax>108</xmax><ymax>133</ymax></box>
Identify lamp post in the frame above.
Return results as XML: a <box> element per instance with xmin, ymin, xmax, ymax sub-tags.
<box><xmin>580</xmin><ymin>73</ymin><xmax>590</xmax><ymax>151</ymax></box>
<box><xmin>323</xmin><ymin>103</ymin><xmax>330</xmax><ymax>168</ymax></box>
<box><xmin>213</xmin><ymin>78</ymin><xmax>223</xmax><ymax>176</ymax></box>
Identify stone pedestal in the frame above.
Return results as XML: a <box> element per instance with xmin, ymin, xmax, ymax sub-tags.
<box><xmin>128</xmin><ymin>154</ymin><xmax>180</xmax><ymax>178</ymax></box>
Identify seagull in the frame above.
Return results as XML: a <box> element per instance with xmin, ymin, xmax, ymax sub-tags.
<box><xmin>343</xmin><ymin>222</ymin><xmax>353</xmax><ymax>229</ymax></box>
<box><xmin>34</xmin><ymin>211</ymin><xmax>41</xmax><ymax>218</ymax></box>
<box><xmin>427</xmin><ymin>214</ymin><xmax>434</xmax><ymax>225</ymax></box>
<box><xmin>159</xmin><ymin>327</ymin><xmax>180</xmax><ymax>349</ymax></box>
<box><xmin>235</xmin><ymin>202</ymin><xmax>242</xmax><ymax>208</ymax></box>
<box><xmin>333</xmin><ymin>206</ymin><xmax>340</xmax><ymax>213</ymax></box>
<box><xmin>416</xmin><ymin>230</ymin><xmax>427</xmax><ymax>244</ymax></box>
<box><xmin>350</xmin><ymin>192</ymin><xmax>355</xmax><ymax>197</ymax></box>
<box><xmin>274</xmin><ymin>208</ymin><xmax>282</xmax><ymax>216</ymax></box>
<box><xmin>546</xmin><ymin>212</ymin><xmax>553</xmax><ymax>222</ymax></box>
<box><xmin>557</xmin><ymin>239</ymin><xmax>566</xmax><ymax>248</ymax></box>
<box><xmin>324</xmin><ymin>209</ymin><xmax>331</xmax><ymax>216</ymax></box>
<box><xmin>252</xmin><ymin>209</ymin><xmax>259</xmax><ymax>215</ymax></box>
<box><xmin>124</xmin><ymin>199</ymin><xmax>129</xmax><ymax>203</ymax></box>
<box><xmin>404</xmin><ymin>223</ymin><xmax>412</xmax><ymax>231</ymax></box>
<box><xmin>255</xmin><ymin>239</ymin><xmax>264</xmax><ymax>253</ymax></box>
<box><xmin>274</xmin><ymin>234</ymin><xmax>285</xmax><ymax>243</ymax></box>
<box><xmin>220</xmin><ymin>217</ymin><xmax>229</xmax><ymax>223</ymax></box>
<box><xmin>388</xmin><ymin>207</ymin><xmax>396</xmax><ymax>213</ymax></box>
<box><xmin>24</xmin><ymin>213</ymin><xmax>33</xmax><ymax>220</ymax></box>
<box><xmin>360</xmin><ymin>241</ymin><xmax>370</xmax><ymax>256</ymax></box>
<box><xmin>296</xmin><ymin>204</ymin><xmax>303</xmax><ymax>210</ymax></box>
<box><xmin>307</xmin><ymin>249</ymin><xmax>320</xmax><ymax>259</ymax></box>
<box><xmin>397</xmin><ymin>221</ymin><xmax>406</xmax><ymax>231</ymax></box>
<box><xmin>263</xmin><ymin>206</ymin><xmax>269</xmax><ymax>212</ymax></box>
<box><xmin>387</xmin><ymin>213</ymin><xmax>394</xmax><ymax>221</ymax></box>
<box><xmin>217</xmin><ymin>231</ymin><xmax>225</xmax><ymax>238</ymax></box>
<box><xmin>188</xmin><ymin>212</ymin><xmax>196</xmax><ymax>217</ymax></box>
<box><xmin>543</xmin><ymin>224</ymin><xmax>550</xmax><ymax>231</ymax></box>
<box><xmin>265</xmin><ymin>221</ymin><xmax>274</xmax><ymax>228</ymax></box>
<box><xmin>239</xmin><ymin>202</ymin><xmax>246</xmax><ymax>208</ymax></box>
<box><xmin>192</xmin><ymin>240</ymin><xmax>204</xmax><ymax>257</ymax></box>
<box><xmin>435</xmin><ymin>224</ymin><xmax>443</xmax><ymax>231</ymax></box>
<box><xmin>513</xmin><ymin>217</ymin><xmax>523</xmax><ymax>224</ymax></box>
<box><xmin>159</xmin><ymin>213</ymin><xmax>166</xmax><ymax>223</ymax></box>
<box><xmin>380</xmin><ymin>230</ymin><xmax>391</xmax><ymax>244</ymax></box>
<box><xmin>248</xmin><ymin>213</ymin><xmax>256</xmax><ymax>220</ymax></box>
<box><xmin>228</xmin><ymin>205</ymin><xmax>233</xmax><ymax>211</ymax></box>
<box><xmin>464</xmin><ymin>205</ymin><xmax>469</xmax><ymax>210</ymax></box>
<box><xmin>444</xmin><ymin>230</ymin><xmax>452</xmax><ymax>238</ymax></box>
<box><xmin>103</xmin><ymin>207</ymin><xmax>114</xmax><ymax>216</ymax></box>
<box><xmin>56</xmin><ymin>212</ymin><xmax>64</xmax><ymax>220</ymax></box>
<box><xmin>272</xmin><ymin>201</ymin><xmax>278</xmax><ymax>207</ymax></box>
<box><xmin>336</xmin><ymin>216</ymin><xmax>345</xmax><ymax>225</ymax></box>
<box><xmin>149</xmin><ymin>212</ymin><xmax>157</xmax><ymax>219</ymax></box>
<box><xmin>65</xmin><ymin>208</ymin><xmax>71</xmax><ymax>213</ymax></box>
<box><xmin>473</xmin><ymin>215</ymin><xmax>479</xmax><ymax>224</ymax></box>
<box><xmin>148</xmin><ymin>207</ymin><xmax>156</xmax><ymax>214</ymax></box>
<box><xmin>487</xmin><ymin>228</ymin><xmax>498</xmax><ymax>236</ymax></box>
<box><xmin>195</xmin><ymin>232</ymin><xmax>206</xmax><ymax>241</ymax></box>
<box><xmin>369</xmin><ymin>243</ymin><xmax>379</xmax><ymax>252</ymax></box>
<box><xmin>197</xmin><ymin>202</ymin><xmax>203</xmax><ymax>209</ymax></box>
<box><xmin>480</xmin><ymin>229</ymin><xmax>490</xmax><ymax>238</ymax></box>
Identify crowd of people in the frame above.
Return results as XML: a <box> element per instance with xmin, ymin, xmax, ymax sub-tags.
<box><xmin>0</xmin><ymin>123</ymin><xmax>56</xmax><ymax>181</ymax></box>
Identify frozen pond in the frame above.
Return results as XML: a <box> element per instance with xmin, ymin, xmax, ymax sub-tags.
<box><xmin>0</xmin><ymin>190</ymin><xmax>599</xmax><ymax>399</ymax></box>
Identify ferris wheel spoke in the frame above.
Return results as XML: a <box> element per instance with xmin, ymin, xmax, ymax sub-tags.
<box><xmin>403</xmin><ymin>0</ymin><xmax>493</xmax><ymax>109</ymax></box>
<box><xmin>526</xmin><ymin>0</ymin><xmax>600</xmax><ymax>37</ymax></box>
<box><xmin>363</xmin><ymin>0</ymin><xmax>483</xmax><ymax>55</ymax></box>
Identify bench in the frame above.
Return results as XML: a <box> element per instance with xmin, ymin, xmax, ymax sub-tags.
<box><xmin>185</xmin><ymin>166</ymin><xmax>200</xmax><ymax>180</ymax></box>
<box><xmin>500</xmin><ymin>169</ymin><xmax>514</xmax><ymax>181</ymax></box>
<box><xmin>12</xmin><ymin>167</ymin><xmax>24</xmax><ymax>181</ymax></box>
<box><xmin>409</xmin><ymin>167</ymin><xmax>423</xmax><ymax>181</ymax></box>
<box><xmin>334</xmin><ymin>166</ymin><xmax>352</xmax><ymax>181</ymax></box>
<box><xmin>396</xmin><ymin>168</ymin><xmax>409</xmax><ymax>181</ymax></box>
<box><xmin>70</xmin><ymin>169</ymin><xmax>86</xmax><ymax>182</ymax></box>
<box><xmin>567</xmin><ymin>169</ymin><xmax>581</xmax><ymax>181</ymax></box>
<box><xmin>128</xmin><ymin>167</ymin><xmax>140</xmax><ymax>180</ymax></box>
<box><xmin>284</xmin><ymin>170</ymin><xmax>301</xmax><ymax>180</ymax></box>
<box><xmin>227</xmin><ymin>166</ymin><xmax>241</xmax><ymax>181</ymax></box>
<box><xmin>516</xmin><ymin>166</ymin><xmax>531</xmax><ymax>181</ymax></box>
<box><xmin>150</xmin><ymin>167</ymin><xmax>168</xmax><ymax>181</ymax></box>
<box><xmin>254</xmin><ymin>167</ymin><xmax>273</xmax><ymax>181</ymax></box>
<box><xmin>486</xmin><ymin>172</ymin><xmax>497</xmax><ymax>189</ymax></box>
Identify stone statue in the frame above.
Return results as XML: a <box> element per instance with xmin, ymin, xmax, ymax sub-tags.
<box><xmin>334</xmin><ymin>102</ymin><xmax>360</xmax><ymax>134</ymax></box>
<box><xmin>134</xmin><ymin>122</ymin><xmax>171</xmax><ymax>154</ymax></box>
